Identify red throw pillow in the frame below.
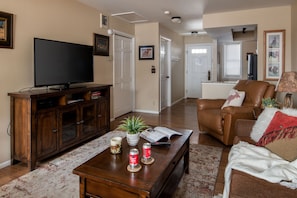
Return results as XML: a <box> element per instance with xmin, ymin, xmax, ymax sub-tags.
<box><xmin>256</xmin><ymin>111</ymin><xmax>297</xmax><ymax>161</ymax></box>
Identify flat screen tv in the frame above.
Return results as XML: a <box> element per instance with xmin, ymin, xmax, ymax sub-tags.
<box><xmin>34</xmin><ymin>38</ymin><xmax>94</xmax><ymax>89</ymax></box>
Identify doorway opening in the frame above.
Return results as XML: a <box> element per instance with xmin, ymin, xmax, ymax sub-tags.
<box><xmin>160</xmin><ymin>36</ymin><xmax>171</xmax><ymax>110</ymax></box>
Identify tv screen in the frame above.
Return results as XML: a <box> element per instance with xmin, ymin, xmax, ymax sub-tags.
<box><xmin>34</xmin><ymin>38</ymin><xmax>94</xmax><ymax>88</ymax></box>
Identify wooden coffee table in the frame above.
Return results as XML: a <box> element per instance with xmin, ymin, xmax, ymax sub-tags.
<box><xmin>73</xmin><ymin>129</ymin><xmax>192</xmax><ymax>198</ymax></box>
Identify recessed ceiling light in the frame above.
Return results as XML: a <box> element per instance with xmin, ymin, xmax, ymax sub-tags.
<box><xmin>164</xmin><ymin>10</ymin><xmax>170</xmax><ymax>15</ymax></box>
<box><xmin>171</xmin><ymin>16</ymin><xmax>182</xmax><ymax>24</ymax></box>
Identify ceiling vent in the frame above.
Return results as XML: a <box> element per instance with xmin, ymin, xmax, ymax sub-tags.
<box><xmin>111</xmin><ymin>11</ymin><xmax>148</xmax><ymax>23</ymax></box>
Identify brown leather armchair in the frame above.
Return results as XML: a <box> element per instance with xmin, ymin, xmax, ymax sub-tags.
<box><xmin>197</xmin><ymin>80</ymin><xmax>275</xmax><ymax>145</ymax></box>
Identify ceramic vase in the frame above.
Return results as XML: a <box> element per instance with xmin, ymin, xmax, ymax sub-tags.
<box><xmin>126</xmin><ymin>133</ymin><xmax>140</xmax><ymax>146</ymax></box>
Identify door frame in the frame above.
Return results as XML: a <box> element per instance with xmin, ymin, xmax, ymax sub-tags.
<box><xmin>111</xmin><ymin>30</ymin><xmax>135</xmax><ymax>119</ymax></box>
<box><xmin>185</xmin><ymin>43</ymin><xmax>213</xmax><ymax>98</ymax></box>
<box><xmin>160</xmin><ymin>36</ymin><xmax>172</xmax><ymax>110</ymax></box>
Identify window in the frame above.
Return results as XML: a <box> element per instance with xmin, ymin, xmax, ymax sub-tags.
<box><xmin>191</xmin><ymin>48</ymin><xmax>207</xmax><ymax>54</ymax></box>
<box><xmin>223</xmin><ymin>43</ymin><xmax>241</xmax><ymax>78</ymax></box>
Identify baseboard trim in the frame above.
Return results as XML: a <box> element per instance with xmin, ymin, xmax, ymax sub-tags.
<box><xmin>133</xmin><ymin>109</ymin><xmax>159</xmax><ymax>114</ymax></box>
<box><xmin>0</xmin><ymin>160</ymin><xmax>11</xmax><ymax>169</ymax></box>
<box><xmin>133</xmin><ymin>97</ymin><xmax>185</xmax><ymax>114</ymax></box>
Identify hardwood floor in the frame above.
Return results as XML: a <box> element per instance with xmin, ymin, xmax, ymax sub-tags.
<box><xmin>0</xmin><ymin>98</ymin><xmax>229</xmax><ymax>196</ymax></box>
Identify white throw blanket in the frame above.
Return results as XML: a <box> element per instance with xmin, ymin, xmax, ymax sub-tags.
<box><xmin>223</xmin><ymin>141</ymin><xmax>297</xmax><ymax>198</ymax></box>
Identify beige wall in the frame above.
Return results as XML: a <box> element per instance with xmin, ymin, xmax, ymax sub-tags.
<box><xmin>135</xmin><ymin>23</ymin><xmax>160</xmax><ymax>113</ymax></box>
<box><xmin>184</xmin><ymin>35</ymin><xmax>213</xmax><ymax>44</ymax></box>
<box><xmin>203</xmin><ymin>6</ymin><xmax>292</xmax><ymax>81</ymax></box>
<box><xmin>0</xmin><ymin>0</ymin><xmax>134</xmax><ymax>166</ymax></box>
<box><xmin>292</xmin><ymin>1</ymin><xmax>297</xmax><ymax>70</ymax></box>
<box><xmin>134</xmin><ymin>23</ymin><xmax>185</xmax><ymax>112</ymax></box>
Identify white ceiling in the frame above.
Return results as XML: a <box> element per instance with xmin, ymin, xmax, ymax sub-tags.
<box><xmin>78</xmin><ymin>0</ymin><xmax>296</xmax><ymax>35</ymax></box>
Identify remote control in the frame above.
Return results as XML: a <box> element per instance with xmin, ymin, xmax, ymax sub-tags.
<box><xmin>151</xmin><ymin>142</ymin><xmax>171</xmax><ymax>146</ymax></box>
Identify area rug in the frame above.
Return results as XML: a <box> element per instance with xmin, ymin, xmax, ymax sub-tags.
<box><xmin>174</xmin><ymin>144</ymin><xmax>223</xmax><ymax>198</ymax></box>
<box><xmin>0</xmin><ymin>131</ymin><xmax>222</xmax><ymax>198</ymax></box>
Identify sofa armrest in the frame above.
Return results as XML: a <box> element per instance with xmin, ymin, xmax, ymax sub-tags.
<box><xmin>221</xmin><ymin>106</ymin><xmax>256</xmax><ymax>121</ymax></box>
<box><xmin>230</xmin><ymin>169</ymin><xmax>297</xmax><ymax>197</ymax></box>
<box><xmin>221</xmin><ymin>106</ymin><xmax>256</xmax><ymax>114</ymax></box>
<box><xmin>197</xmin><ymin>98</ymin><xmax>225</xmax><ymax>110</ymax></box>
<box><xmin>233</xmin><ymin>119</ymin><xmax>257</xmax><ymax>144</ymax></box>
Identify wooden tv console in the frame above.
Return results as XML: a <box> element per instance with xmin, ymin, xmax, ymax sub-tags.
<box><xmin>8</xmin><ymin>84</ymin><xmax>111</xmax><ymax>170</ymax></box>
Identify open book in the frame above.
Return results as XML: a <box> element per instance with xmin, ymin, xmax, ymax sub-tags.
<box><xmin>140</xmin><ymin>126</ymin><xmax>182</xmax><ymax>143</ymax></box>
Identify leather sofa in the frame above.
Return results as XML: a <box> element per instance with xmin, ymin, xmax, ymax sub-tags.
<box><xmin>197</xmin><ymin>80</ymin><xmax>275</xmax><ymax>145</ymax></box>
<box><xmin>228</xmin><ymin>119</ymin><xmax>297</xmax><ymax>197</ymax></box>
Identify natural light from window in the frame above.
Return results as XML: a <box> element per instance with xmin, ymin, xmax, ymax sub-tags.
<box><xmin>191</xmin><ymin>48</ymin><xmax>207</xmax><ymax>54</ymax></box>
<box><xmin>223</xmin><ymin>43</ymin><xmax>241</xmax><ymax>78</ymax></box>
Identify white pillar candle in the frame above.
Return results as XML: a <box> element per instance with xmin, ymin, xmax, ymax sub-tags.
<box><xmin>110</xmin><ymin>137</ymin><xmax>122</xmax><ymax>154</ymax></box>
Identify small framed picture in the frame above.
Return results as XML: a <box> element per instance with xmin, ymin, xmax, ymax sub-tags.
<box><xmin>100</xmin><ymin>13</ymin><xmax>108</xmax><ymax>29</ymax></box>
<box><xmin>93</xmin><ymin>33</ymin><xmax>109</xmax><ymax>56</ymax></box>
<box><xmin>264</xmin><ymin>29</ymin><xmax>285</xmax><ymax>81</ymax></box>
<box><xmin>0</xmin><ymin>11</ymin><xmax>13</xmax><ymax>48</ymax></box>
<box><xmin>139</xmin><ymin>45</ymin><xmax>154</xmax><ymax>60</ymax></box>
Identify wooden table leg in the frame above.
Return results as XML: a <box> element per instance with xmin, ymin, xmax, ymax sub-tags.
<box><xmin>79</xmin><ymin>177</ymin><xmax>86</xmax><ymax>198</ymax></box>
<box><xmin>184</xmin><ymin>140</ymin><xmax>190</xmax><ymax>174</ymax></box>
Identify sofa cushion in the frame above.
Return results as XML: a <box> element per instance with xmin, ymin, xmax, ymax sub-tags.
<box><xmin>250</xmin><ymin>108</ymin><xmax>278</xmax><ymax>142</ymax></box>
<box><xmin>251</xmin><ymin>108</ymin><xmax>297</xmax><ymax>142</ymax></box>
<box><xmin>256</xmin><ymin>111</ymin><xmax>297</xmax><ymax>161</ymax></box>
<box><xmin>221</xmin><ymin>89</ymin><xmax>245</xmax><ymax>109</ymax></box>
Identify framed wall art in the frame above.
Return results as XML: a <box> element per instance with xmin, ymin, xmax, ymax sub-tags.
<box><xmin>93</xmin><ymin>33</ymin><xmax>109</xmax><ymax>56</ymax></box>
<box><xmin>100</xmin><ymin>13</ymin><xmax>108</xmax><ymax>29</ymax></box>
<box><xmin>139</xmin><ymin>45</ymin><xmax>154</xmax><ymax>60</ymax></box>
<box><xmin>264</xmin><ymin>29</ymin><xmax>285</xmax><ymax>81</ymax></box>
<box><xmin>0</xmin><ymin>11</ymin><xmax>13</xmax><ymax>48</ymax></box>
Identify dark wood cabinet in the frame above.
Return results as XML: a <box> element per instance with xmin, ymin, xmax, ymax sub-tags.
<box><xmin>8</xmin><ymin>84</ymin><xmax>111</xmax><ymax>170</ymax></box>
<box><xmin>36</xmin><ymin>110</ymin><xmax>58</xmax><ymax>160</ymax></box>
<box><xmin>97</xmin><ymin>97</ymin><xmax>109</xmax><ymax>135</ymax></box>
<box><xmin>80</xmin><ymin>102</ymin><xmax>98</xmax><ymax>140</ymax></box>
<box><xmin>58</xmin><ymin>105</ymin><xmax>80</xmax><ymax>150</ymax></box>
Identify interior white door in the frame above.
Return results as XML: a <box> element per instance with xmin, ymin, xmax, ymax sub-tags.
<box><xmin>114</xmin><ymin>35</ymin><xmax>133</xmax><ymax>118</ymax></box>
<box><xmin>186</xmin><ymin>45</ymin><xmax>212</xmax><ymax>98</ymax></box>
<box><xmin>160</xmin><ymin>37</ymin><xmax>171</xmax><ymax>110</ymax></box>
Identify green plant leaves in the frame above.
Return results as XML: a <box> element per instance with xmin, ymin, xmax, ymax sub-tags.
<box><xmin>117</xmin><ymin>116</ymin><xmax>148</xmax><ymax>134</ymax></box>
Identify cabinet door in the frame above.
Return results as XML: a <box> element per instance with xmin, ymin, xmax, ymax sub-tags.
<box><xmin>58</xmin><ymin>106</ymin><xmax>80</xmax><ymax>149</ymax></box>
<box><xmin>36</xmin><ymin>110</ymin><xmax>58</xmax><ymax>159</ymax></box>
<box><xmin>80</xmin><ymin>102</ymin><xmax>97</xmax><ymax>139</ymax></box>
<box><xmin>97</xmin><ymin>98</ymin><xmax>109</xmax><ymax>134</ymax></box>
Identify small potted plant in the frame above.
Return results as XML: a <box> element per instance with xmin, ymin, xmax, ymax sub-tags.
<box><xmin>117</xmin><ymin>116</ymin><xmax>148</xmax><ymax>146</ymax></box>
<box><xmin>262</xmin><ymin>97</ymin><xmax>279</xmax><ymax>108</ymax></box>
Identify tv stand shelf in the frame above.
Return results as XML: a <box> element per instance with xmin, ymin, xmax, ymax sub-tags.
<box><xmin>8</xmin><ymin>84</ymin><xmax>111</xmax><ymax>170</ymax></box>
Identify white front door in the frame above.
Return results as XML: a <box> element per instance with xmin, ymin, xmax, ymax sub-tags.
<box><xmin>186</xmin><ymin>44</ymin><xmax>212</xmax><ymax>98</ymax></box>
<box><xmin>160</xmin><ymin>37</ymin><xmax>171</xmax><ymax>110</ymax></box>
<box><xmin>114</xmin><ymin>34</ymin><xmax>134</xmax><ymax>118</ymax></box>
